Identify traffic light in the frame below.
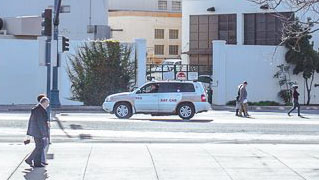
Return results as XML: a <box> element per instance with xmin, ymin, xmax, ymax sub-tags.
<box><xmin>62</xmin><ymin>36</ymin><xmax>69</xmax><ymax>52</ymax></box>
<box><xmin>41</xmin><ymin>9</ymin><xmax>52</xmax><ymax>36</ymax></box>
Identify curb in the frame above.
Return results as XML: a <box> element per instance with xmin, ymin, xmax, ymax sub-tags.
<box><xmin>0</xmin><ymin>105</ymin><xmax>104</xmax><ymax>113</ymax></box>
<box><xmin>212</xmin><ymin>105</ymin><xmax>319</xmax><ymax>111</ymax></box>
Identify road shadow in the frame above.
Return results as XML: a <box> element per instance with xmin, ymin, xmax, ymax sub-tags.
<box><xmin>299</xmin><ymin>115</ymin><xmax>310</xmax><ymax>119</ymax></box>
<box><xmin>129</xmin><ymin>118</ymin><xmax>213</xmax><ymax>123</ymax></box>
<box><xmin>52</xmin><ymin>116</ymin><xmax>73</xmax><ymax>138</ymax></box>
<box><xmin>23</xmin><ymin>168</ymin><xmax>48</xmax><ymax>180</ymax></box>
<box><xmin>79</xmin><ymin>134</ymin><xmax>92</xmax><ymax>140</ymax></box>
<box><xmin>237</xmin><ymin>116</ymin><xmax>256</xmax><ymax>119</ymax></box>
<box><xmin>70</xmin><ymin>124</ymin><xmax>83</xmax><ymax>130</ymax></box>
<box><xmin>53</xmin><ymin>114</ymin><xmax>92</xmax><ymax>141</ymax></box>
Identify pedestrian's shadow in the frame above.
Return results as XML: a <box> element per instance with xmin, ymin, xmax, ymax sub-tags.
<box><xmin>299</xmin><ymin>115</ymin><xmax>310</xmax><ymax>119</ymax></box>
<box><xmin>52</xmin><ymin>116</ymin><xmax>73</xmax><ymax>138</ymax></box>
<box><xmin>23</xmin><ymin>168</ymin><xmax>48</xmax><ymax>180</ymax></box>
<box><xmin>238</xmin><ymin>116</ymin><xmax>255</xmax><ymax>119</ymax></box>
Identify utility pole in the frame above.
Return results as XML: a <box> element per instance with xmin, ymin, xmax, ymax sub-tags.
<box><xmin>41</xmin><ymin>9</ymin><xmax>53</xmax><ymax>114</ymax></box>
<box><xmin>41</xmin><ymin>9</ymin><xmax>53</xmax><ymax>143</ymax></box>
<box><xmin>51</xmin><ymin>0</ymin><xmax>62</xmax><ymax>108</ymax></box>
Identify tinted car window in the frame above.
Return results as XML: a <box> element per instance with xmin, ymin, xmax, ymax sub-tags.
<box><xmin>180</xmin><ymin>83</ymin><xmax>195</xmax><ymax>92</ymax></box>
<box><xmin>158</xmin><ymin>83</ymin><xmax>170</xmax><ymax>93</ymax></box>
<box><xmin>140</xmin><ymin>83</ymin><xmax>159</xmax><ymax>93</ymax></box>
<box><xmin>158</xmin><ymin>83</ymin><xmax>195</xmax><ymax>93</ymax></box>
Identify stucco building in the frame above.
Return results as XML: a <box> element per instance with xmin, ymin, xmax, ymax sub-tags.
<box><xmin>182</xmin><ymin>0</ymin><xmax>319</xmax><ymax>105</ymax></box>
<box><xmin>0</xmin><ymin>0</ymin><xmax>109</xmax><ymax>105</ymax></box>
<box><xmin>109</xmin><ymin>0</ymin><xmax>182</xmax><ymax>64</ymax></box>
<box><xmin>0</xmin><ymin>0</ymin><xmax>109</xmax><ymax>40</ymax></box>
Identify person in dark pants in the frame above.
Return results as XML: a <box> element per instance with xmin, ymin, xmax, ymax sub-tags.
<box><xmin>235</xmin><ymin>84</ymin><xmax>243</xmax><ymax>116</ymax></box>
<box><xmin>36</xmin><ymin>94</ymin><xmax>50</xmax><ymax>166</ymax></box>
<box><xmin>238</xmin><ymin>81</ymin><xmax>249</xmax><ymax>117</ymax></box>
<box><xmin>288</xmin><ymin>85</ymin><xmax>301</xmax><ymax>116</ymax></box>
<box><xmin>25</xmin><ymin>97</ymin><xmax>50</xmax><ymax>168</ymax></box>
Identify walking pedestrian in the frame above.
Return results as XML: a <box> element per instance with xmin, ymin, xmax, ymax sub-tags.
<box><xmin>288</xmin><ymin>85</ymin><xmax>301</xmax><ymax>116</ymax></box>
<box><xmin>36</xmin><ymin>94</ymin><xmax>50</xmax><ymax>166</ymax></box>
<box><xmin>25</xmin><ymin>97</ymin><xmax>50</xmax><ymax>168</ymax></box>
<box><xmin>24</xmin><ymin>94</ymin><xmax>46</xmax><ymax>145</ymax></box>
<box><xmin>238</xmin><ymin>81</ymin><xmax>249</xmax><ymax>117</ymax></box>
<box><xmin>235</xmin><ymin>84</ymin><xmax>243</xmax><ymax>116</ymax></box>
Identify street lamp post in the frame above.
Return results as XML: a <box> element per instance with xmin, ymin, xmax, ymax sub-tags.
<box><xmin>50</xmin><ymin>0</ymin><xmax>62</xmax><ymax>108</ymax></box>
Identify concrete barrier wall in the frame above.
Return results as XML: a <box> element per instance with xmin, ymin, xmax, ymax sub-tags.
<box><xmin>0</xmin><ymin>39</ymin><xmax>82</xmax><ymax>105</ymax></box>
<box><xmin>0</xmin><ymin>39</ymin><xmax>144</xmax><ymax>105</ymax></box>
<box><xmin>212</xmin><ymin>41</ymin><xmax>319</xmax><ymax>105</ymax></box>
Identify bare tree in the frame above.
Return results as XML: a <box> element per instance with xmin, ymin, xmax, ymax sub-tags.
<box><xmin>248</xmin><ymin>0</ymin><xmax>319</xmax><ymax>49</ymax></box>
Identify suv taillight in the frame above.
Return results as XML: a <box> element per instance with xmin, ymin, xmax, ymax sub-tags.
<box><xmin>201</xmin><ymin>94</ymin><xmax>207</xmax><ymax>102</ymax></box>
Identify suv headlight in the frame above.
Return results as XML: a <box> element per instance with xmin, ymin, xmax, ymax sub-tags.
<box><xmin>105</xmin><ymin>96</ymin><xmax>111</xmax><ymax>102</ymax></box>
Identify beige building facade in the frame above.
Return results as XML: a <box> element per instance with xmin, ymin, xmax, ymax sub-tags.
<box><xmin>108</xmin><ymin>0</ymin><xmax>182</xmax><ymax>64</ymax></box>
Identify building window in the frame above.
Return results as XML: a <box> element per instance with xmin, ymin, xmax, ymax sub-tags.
<box><xmin>189</xmin><ymin>14</ymin><xmax>237</xmax><ymax>52</ymax></box>
<box><xmin>172</xmin><ymin>1</ymin><xmax>181</xmax><ymax>11</ymax></box>
<box><xmin>169</xmin><ymin>29</ymin><xmax>179</xmax><ymax>39</ymax></box>
<box><xmin>244</xmin><ymin>12</ymin><xmax>293</xmax><ymax>45</ymax></box>
<box><xmin>169</xmin><ymin>45</ymin><xmax>179</xmax><ymax>55</ymax></box>
<box><xmin>155</xmin><ymin>29</ymin><xmax>165</xmax><ymax>39</ymax></box>
<box><xmin>188</xmin><ymin>14</ymin><xmax>236</xmax><ymax>66</ymax></box>
<box><xmin>158</xmin><ymin>0</ymin><xmax>167</xmax><ymax>10</ymax></box>
<box><xmin>155</xmin><ymin>45</ymin><xmax>164</xmax><ymax>55</ymax></box>
<box><xmin>218</xmin><ymin>14</ymin><xmax>237</xmax><ymax>44</ymax></box>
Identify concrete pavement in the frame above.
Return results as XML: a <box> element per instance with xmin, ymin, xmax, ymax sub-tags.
<box><xmin>2</xmin><ymin>143</ymin><xmax>319</xmax><ymax>180</ymax></box>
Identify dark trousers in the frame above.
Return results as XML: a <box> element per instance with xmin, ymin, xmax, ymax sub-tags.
<box><xmin>288</xmin><ymin>100</ymin><xmax>300</xmax><ymax>115</ymax></box>
<box><xmin>26</xmin><ymin>137</ymin><xmax>44</xmax><ymax>166</ymax></box>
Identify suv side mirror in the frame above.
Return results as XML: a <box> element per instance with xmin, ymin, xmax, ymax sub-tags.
<box><xmin>136</xmin><ymin>89</ymin><xmax>141</xmax><ymax>94</ymax></box>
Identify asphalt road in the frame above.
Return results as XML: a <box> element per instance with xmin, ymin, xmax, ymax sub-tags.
<box><xmin>0</xmin><ymin>110</ymin><xmax>318</xmax><ymax>144</ymax></box>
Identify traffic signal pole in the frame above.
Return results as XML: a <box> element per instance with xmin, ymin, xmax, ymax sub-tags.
<box><xmin>41</xmin><ymin>9</ymin><xmax>53</xmax><ymax>143</ymax></box>
<box><xmin>50</xmin><ymin>0</ymin><xmax>63</xmax><ymax>108</ymax></box>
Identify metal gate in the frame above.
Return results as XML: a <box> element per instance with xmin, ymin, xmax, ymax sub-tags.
<box><xmin>146</xmin><ymin>64</ymin><xmax>212</xmax><ymax>81</ymax></box>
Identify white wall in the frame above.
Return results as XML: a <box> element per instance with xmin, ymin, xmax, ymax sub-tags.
<box><xmin>182</xmin><ymin>0</ymin><xmax>319</xmax><ymax>105</ymax></box>
<box><xmin>109</xmin><ymin>0</ymin><xmax>157</xmax><ymax>11</ymax></box>
<box><xmin>182</xmin><ymin>0</ymin><xmax>319</xmax><ymax>63</ymax></box>
<box><xmin>0</xmin><ymin>0</ymin><xmax>108</xmax><ymax>40</ymax></box>
<box><xmin>0</xmin><ymin>39</ymin><xmax>82</xmax><ymax>105</ymax></box>
<box><xmin>109</xmin><ymin>0</ymin><xmax>181</xmax><ymax>12</ymax></box>
<box><xmin>212</xmin><ymin>41</ymin><xmax>319</xmax><ymax>105</ymax></box>
<box><xmin>0</xmin><ymin>39</ymin><xmax>145</xmax><ymax>105</ymax></box>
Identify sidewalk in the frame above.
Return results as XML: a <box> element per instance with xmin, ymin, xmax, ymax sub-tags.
<box><xmin>0</xmin><ymin>105</ymin><xmax>318</xmax><ymax>113</ymax></box>
<box><xmin>0</xmin><ymin>105</ymin><xmax>104</xmax><ymax>113</ymax></box>
<box><xmin>3</xmin><ymin>143</ymin><xmax>319</xmax><ymax>180</ymax></box>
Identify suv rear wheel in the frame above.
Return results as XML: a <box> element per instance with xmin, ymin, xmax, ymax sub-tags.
<box><xmin>177</xmin><ymin>103</ymin><xmax>195</xmax><ymax>120</ymax></box>
<box><xmin>114</xmin><ymin>102</ymin><xmax>133</xmax><ymax>119</ymax></box>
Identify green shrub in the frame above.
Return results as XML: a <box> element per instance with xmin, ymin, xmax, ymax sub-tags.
<box><xmin>248</xmin><ymin>101</ymin><xmax>281</xmax><ymax>106</ymax></box>
<box><xmin>226</xmin><ymin>100</ymin><xmax>281</xmax><ymax>106</ymax></box>
<box><xmin>278</xmin><ymin>89</ymin><xmax>292</xmax><ymax>105</ymax></box>
<box><xmin>226</xmin><ymin>100</ymin><xmax>236</xmax><ymax>106</ymax></box>
<box><xmin>67</xmin><ymin>40</ymin><xmax>134</xmax><ymax>106</ymax></box>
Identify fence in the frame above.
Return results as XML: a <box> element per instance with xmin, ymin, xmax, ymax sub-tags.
<box><xmin>146</xmin><ymin>64</ymin><xmax>212</xmax><ymax>81</ymax></box>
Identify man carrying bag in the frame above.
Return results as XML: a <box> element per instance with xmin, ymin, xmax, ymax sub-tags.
<box><xmin>25</xmin><ymin>97</ymin><xmax>50</xmax><ymax>168</ymax></box>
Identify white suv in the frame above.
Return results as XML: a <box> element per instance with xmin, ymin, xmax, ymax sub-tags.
<box><xmin>102</xmin><ymin>81</ymin><xmax>211</xmax><ymax>120</ymax></box>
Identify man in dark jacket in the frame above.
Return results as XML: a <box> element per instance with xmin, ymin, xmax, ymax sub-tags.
<box><xmin>25</xmin><ymin>97</ymin><xmax>50</xmax><ymax>167</ymax></box>
<box><xmin>238</xmin><ymin>81</ymin><xmax>249</xmax><ymax>117</ymax></box>
<box><xmin>288</xmin><ymin>85</ymin><xmax>301</xmax><ymax>116</ymax></box>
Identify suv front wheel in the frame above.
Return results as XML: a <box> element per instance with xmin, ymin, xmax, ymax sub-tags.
<box><xmin>177</xmin><ymin>103</ymin><xmax>195</xmax><ymax>120</ymax></box>
<box><xmin>114</xmin><ymin>102</ymin><xmax>133</xmax><ymax>119</ymax></box>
